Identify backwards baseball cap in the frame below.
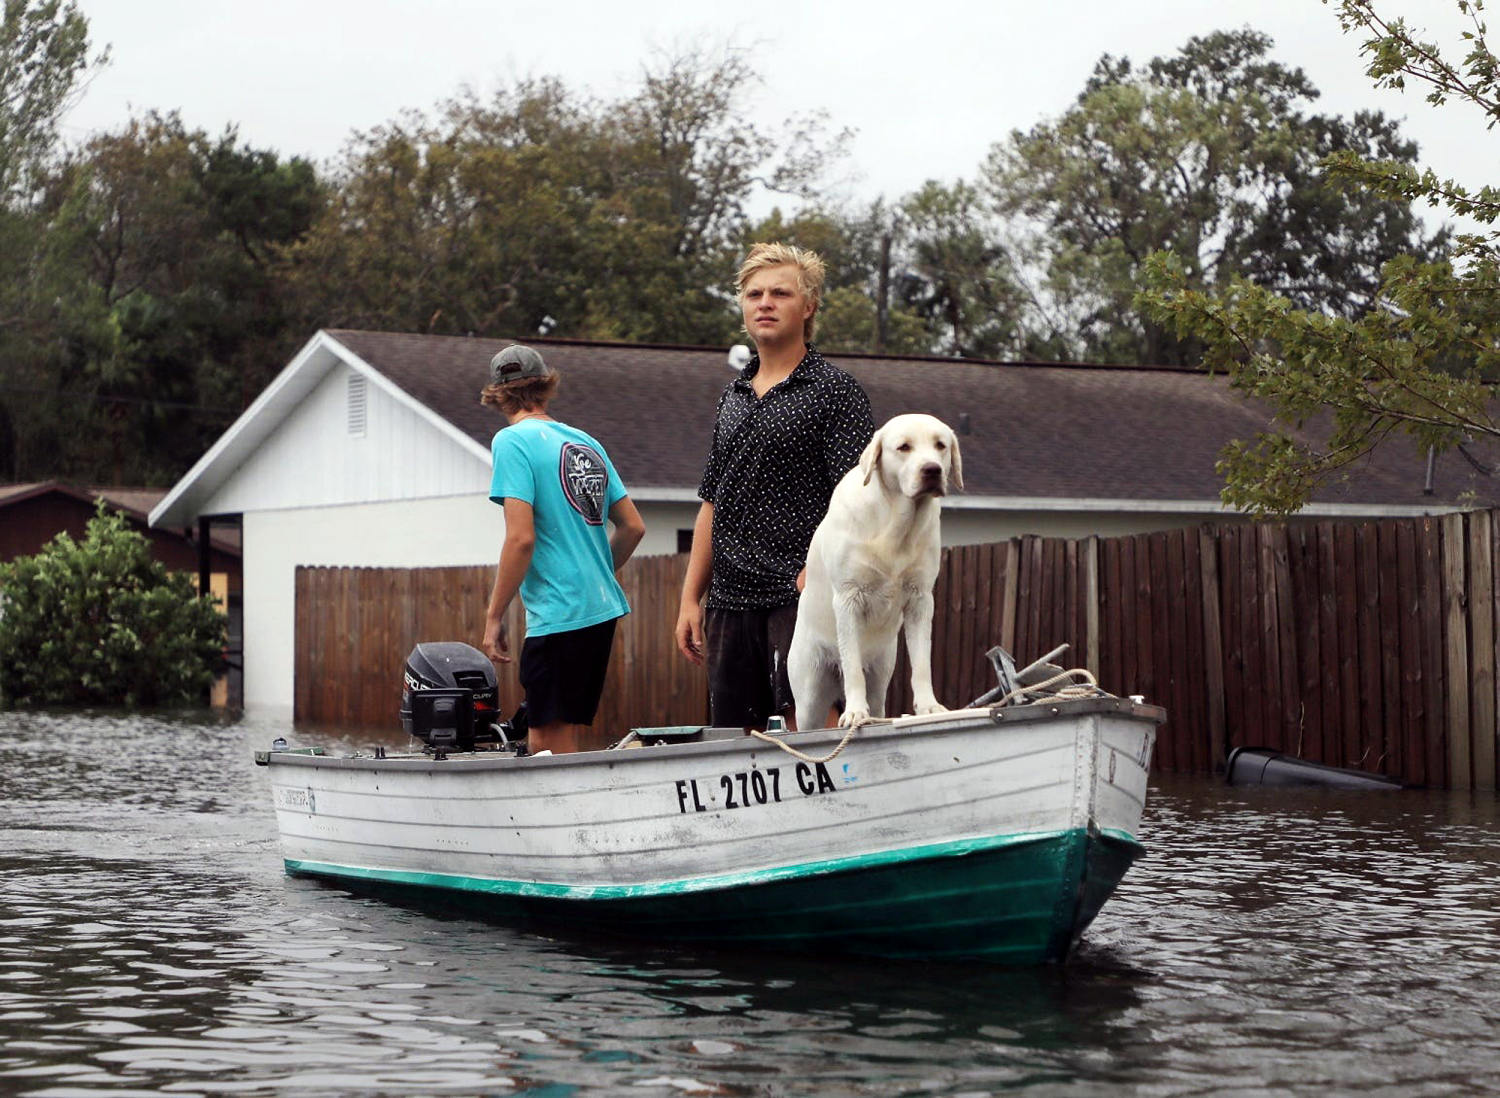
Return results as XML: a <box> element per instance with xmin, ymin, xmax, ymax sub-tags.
<box><xmin>489</xmin><ymin>344</ymin><xmax>553</xmax><ymax>384</ymax></box>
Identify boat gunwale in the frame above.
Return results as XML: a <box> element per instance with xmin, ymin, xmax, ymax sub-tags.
<box><xmin>260</xmin><ymin>698</ymin><xmax>1165</xmax><ymax>773</ymax></box>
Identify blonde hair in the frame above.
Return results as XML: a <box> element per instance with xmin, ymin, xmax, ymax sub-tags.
<box><xmin>480</xmin><ymin>372</ymin><xmax>561</xmax><ymax>417</ymax></box>
<box><xmin>736</xmin><ymin>242</ymin><xmax>826</xmax><ymax>342</ymax></box>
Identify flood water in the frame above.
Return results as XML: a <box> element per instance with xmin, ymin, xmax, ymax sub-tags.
<box><xmin>3</xmin><ymin>710</ymin><xmax>1499</xmax><ymax>1097</ymax></box>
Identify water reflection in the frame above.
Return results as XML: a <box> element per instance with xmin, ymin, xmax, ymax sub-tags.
<box><xmin>3</xmin><ymin>712</ymin><xmax>1500</xmax><ymax>1095</ymax></box>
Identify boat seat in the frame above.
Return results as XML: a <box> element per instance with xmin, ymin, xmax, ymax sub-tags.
<box><xmin>628</xmin><ymin>725</ymin><xmax>707</xmax><ymax>746</ymax></box>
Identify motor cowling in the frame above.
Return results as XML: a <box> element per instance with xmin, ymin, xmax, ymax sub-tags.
<box><xmin>400</xmin><ymin>642</ymin><xmax>499</xmax><ymax>751</ymax></box>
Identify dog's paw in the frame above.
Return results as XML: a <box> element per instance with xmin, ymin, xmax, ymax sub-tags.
<box><xmin>839</xmin><ymin>708</ymin><xmax>873</xmax><ymax>728</ymax></box>
<box><xmin>913</xmin><ymin>700</ymin><xmax>948</xmax><ymax>716</ymax></box>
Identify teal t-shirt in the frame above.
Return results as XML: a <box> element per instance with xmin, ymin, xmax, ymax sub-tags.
<box><xmin>489</xmin><ymin>419</ymin><xmax>630</xmax><ymax>637</ymax></box>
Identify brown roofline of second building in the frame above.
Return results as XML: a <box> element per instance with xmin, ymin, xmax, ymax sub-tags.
<box><xmin>0</xmin><ymin>480</ymin><xmax>241</xmax><ymax>557</ymax></box>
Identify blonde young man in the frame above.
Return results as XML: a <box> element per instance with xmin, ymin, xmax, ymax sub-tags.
<box><xmin>481</xmin><ymin>345</ymin><xmax>646</xmax><ymax>754</ymax></box>
<box><xmin>675</xmin><ymin>243</ymin><xmax>875</xmax><ymax>729</ymax></box>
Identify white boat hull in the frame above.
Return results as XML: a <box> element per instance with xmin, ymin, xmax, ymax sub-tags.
<box><xmin>261</xmin><ymin>699</ymin><xmax>1159</xmax><ymax>963</ymax></box>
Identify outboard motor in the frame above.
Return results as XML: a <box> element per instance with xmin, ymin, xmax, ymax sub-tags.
<box><xmin>400</xmin><ymin>642</ymin><xmax>500</xmax><ymax>752</ymax></box>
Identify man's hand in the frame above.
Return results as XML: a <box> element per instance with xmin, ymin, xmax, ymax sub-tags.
<box><xmin>483</xmin><ymin>617</ymin><xmax>512</xmax><ymax>664</ymax></box>
<box><xmin>675</xmin><ymin>602</ymin><xmax>705</xmax><ymax>665</ymax></box>
<box><xmin>796</xmin><ymin>566</ymin><xmax>807</xmax><ymax>593</ymax></box>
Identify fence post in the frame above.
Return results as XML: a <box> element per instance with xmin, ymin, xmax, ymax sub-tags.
<box><xmin>1085</xmin><ymin>535</ymin><xmax>1100</xmax><ymax>675</ymax></box>
<box><xmin>1493</xmin><ymin>510</ymin><xmax>1500</xmax><ymax>790</ymax></box>
<box><xmin>1443</xmin><ymin>513</ymin><xmax>1472</xmax><ymax>790</ymax></box>
<box><xmin>1000</xmin><ymin>538</ymin><xmax>1020</xmax><ymax>654</ymax></box>
<box><xmin>1199</xmin><ymin>527</ymin><xmax>1227</xmax><ymax>771</ymax></box>
<box><xmin>1471</xmin><ymin>512</ymin><xmax>1496</xmax><ymax>791</ymax></box>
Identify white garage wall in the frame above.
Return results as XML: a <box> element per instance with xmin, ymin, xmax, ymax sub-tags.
<box><xmin>641</xmin><ymin>497</ymin><xmax>1235</xmax><ymax>552</ymax></box>
<box><xmin>940</xmin><ymin>506</ymin><xmax>1223</xmax><ymax>543</ymax></box>
<box><xmin>241</xmin><ymin>496</ymin><xmax>505</xmax><ymax>716</ymax></box>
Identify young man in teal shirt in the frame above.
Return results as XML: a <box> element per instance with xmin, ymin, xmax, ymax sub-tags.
<box><xmin>481</xmin><ymin>345</ymin><xmax>646</xmax><ymax>754</ymax></box>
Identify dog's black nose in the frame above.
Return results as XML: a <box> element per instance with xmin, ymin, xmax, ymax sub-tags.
<box><xmin>921</xmin><ymin>463</ymin><xmax>943</xmax><ymax>479</ymax></box>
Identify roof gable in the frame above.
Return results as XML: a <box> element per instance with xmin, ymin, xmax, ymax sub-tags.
<box><xmin>151</xmin><ymin>332</ymin><xmax>489</xmax><ymax>528</ymax></box>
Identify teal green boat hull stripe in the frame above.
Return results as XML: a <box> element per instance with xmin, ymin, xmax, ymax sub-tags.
<box><xmin>285</xmin><ymin>827</ymin><xmax>1138</xmax><ymax>900</ymax></box>
<box><xmin>285</xmin><ymin>828</ymin><xmax>1144</xmax><ymax>964</ymax></box>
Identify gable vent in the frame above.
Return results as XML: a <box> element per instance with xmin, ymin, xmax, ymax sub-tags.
<box><xmin>346</xmin><ymin>374</ymin><xmax>367</xmax><ymax>437</ymax></box>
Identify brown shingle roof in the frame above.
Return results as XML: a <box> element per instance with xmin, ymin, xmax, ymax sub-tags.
<box><xmin>0</xmin><ymin>481</ymin><xmax>166</xmax><ymax>518</ymax></box>
<box><xmin>327</xmin><ymin>329</ymin><xmax>1500</xmax><ymax>510</ymax></box>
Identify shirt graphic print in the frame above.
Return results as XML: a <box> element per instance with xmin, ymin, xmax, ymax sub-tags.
<box><xmin>559</xmin><ymin>441</ymin><xmax>607</xmax><ymax>525</ymax></box>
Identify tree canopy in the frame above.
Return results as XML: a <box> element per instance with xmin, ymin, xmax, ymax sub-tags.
<box><xmin>0</xmin><ymin>8</ymin><xmax>1465</xmax><ymax>499</ymax></box>
<box><xmin>0</xmin><ymin>0</ymin><xmax>102</xmax><ymax>201</ymax></box>
<box><xmin>1</xmin><ymin>113</ymin><xmax>322</xmax><ymax>483</ymax></box>
<box><xmin>986</xmin><ymin>27</ymin><xmax>1443</xmax><ymax>365</ymax></box>
<box><xmin>758</xmin><ymin>28</ymin><xmax>1443</xmax><ymax>368</ymax></box>
<box><xmin>1138</xmin><ymin>2</ymin><xmax>1500</xmax><ymax>514</ymax></box>
<box><xmin>283</xmin><ymin>51</ymin><xmax>849</xmax><ymax>347</ymax></box>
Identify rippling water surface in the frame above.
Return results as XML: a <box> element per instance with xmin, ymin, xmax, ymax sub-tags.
<box><xmin>3</xmin><ymin>710</ymin><xmax>1499</xmax><ymax>1096</ymax></box>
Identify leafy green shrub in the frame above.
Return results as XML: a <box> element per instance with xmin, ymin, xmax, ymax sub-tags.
<box><xmin>0</xmin><ymin>503</ymin><xmax>227</xmax><ymax>706</ymax></box>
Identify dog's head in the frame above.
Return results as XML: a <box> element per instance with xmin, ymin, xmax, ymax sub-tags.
<box><xmin>859</xmin><ymin>413</ymin><xmax>963</xmax><ymax>499</ymax></box>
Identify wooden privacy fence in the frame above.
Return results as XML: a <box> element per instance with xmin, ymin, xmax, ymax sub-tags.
<box><xmin>295</xmin><ymin>556</ymin><xmax>708</xmax><ymax>748</ymax></box>
<box><xmin>294</xmin><ymin>509</ymin><xmax>1500</xmax><ymax>789</ymax></box>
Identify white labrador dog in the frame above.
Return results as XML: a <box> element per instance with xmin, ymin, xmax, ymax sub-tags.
<box><xmin>788</xmin><ymin>413</ymin><xmax>962</xmax><ymax>730</ymax></box>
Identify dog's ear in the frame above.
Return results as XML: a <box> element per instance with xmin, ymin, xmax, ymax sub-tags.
<box><xmin>859</xmin><ymin>428</ymin><xmax>883</xmax><ymax>485</ymax></box>
<box><xmin>948</xmin><ymin>430</ymin><xmax>964</xmax><ymax>491</ymax></box>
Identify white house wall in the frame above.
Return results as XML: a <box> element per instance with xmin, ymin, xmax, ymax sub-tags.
<box><xmin>207</xmin><ymin>360</ymin><xmax>490</xmax><ymax>515</ymax></box>
<box><xmin>216</xmin><ymin>357</ymin><xmax>497</xmax><ymax>717</ymax></box>
<box><xmin>643</xmin><ymin>499</ymin><xmax>1235</xmax><ymax>552</ymax></box>
<box><xmin>941</xmin><ymin>507</ymin><xmax>1219</xmax><ymax>543</ymax></box>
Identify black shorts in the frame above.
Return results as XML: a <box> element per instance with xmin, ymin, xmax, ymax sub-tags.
<box><xmin>705</xmin><ymin>603</ymin><xmax>797</xmax><ymax>728</ymax></box>
<box><xmin>518</xmin><ymin>618</ymin><xmax>617</xmax><ymax>726</ymax></box>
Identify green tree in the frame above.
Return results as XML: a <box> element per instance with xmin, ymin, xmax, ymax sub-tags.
<box><xmin>288</xmin><ymin>49</ymin><xmax>848</xmax><ymax>347</ymax></box>
<box><xmin>0</xmin><ymin>503</ymin><xmax>226</xmax><ymax>706</ymax></box>
<box><xmin>0</xmin><ymin>0</ymin><xmax>104</xmax><ymax>200</ymax></box>
<box><xmin>0</xmin><ymin>0</ymin><xmax>105</xmax><ymax>478</ymax></box>
<box><xmin>9</xmin><ymin>112</ymin><xmax>322</xmax><ymax>483</ymax></box>
<box><xmin>1138</xmin><ymin>2</ymin><xmax>1500</xmax><ymax>514</ymax></box>
<box><xmin>988</xmin><ymin>28</ymin><xmax>1442</xmax><ymax>365</ymax></box>
<box><xmin>894</xmin><ymin>180</ymin><xmax>1034</xmax><ymax>359</ymax></box>
<box><xmin>284</xmin><ymin>78</ymin><xmax>603</xmax><ymax>340</ymax></box>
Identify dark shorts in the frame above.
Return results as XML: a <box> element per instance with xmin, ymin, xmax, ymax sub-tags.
<box><xmin>705</xmin><ymin>603</ymin><xmax>797</xmax><ymax>728</ymax></box>
<box><xmin>519</xmin><ymin>618</ymin><xmax>617</xmax><ymax>726</ymax></box>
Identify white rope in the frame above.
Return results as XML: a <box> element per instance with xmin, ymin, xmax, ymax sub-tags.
<box><xmin>992</xmin><ymin>667</ymin><xmax>1109</xmax><ymax>707</ymax></box>
<box><xmin>747</xmin><ymin>722</ymin><xmax>867</xmax><ymax>765</ymax></box>
<box><xmin>746</xmin><ymin>667</ymin><xmax>1111</xmax><ymax>763</ymax></box>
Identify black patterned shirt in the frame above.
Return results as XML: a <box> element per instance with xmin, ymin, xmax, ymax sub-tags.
<box><xmin>697</xmin><ymin>346</ymin><xmax>875</xmax><ymax>610</ymax></box>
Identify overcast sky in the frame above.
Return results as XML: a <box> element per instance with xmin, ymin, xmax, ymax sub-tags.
<box><xmin>60</xmin><ymin>0</ymin><xmax>1488</xmax><ymax>220</ymax></box>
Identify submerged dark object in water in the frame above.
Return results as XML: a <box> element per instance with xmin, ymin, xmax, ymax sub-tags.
<box><xmin>1225</xmin><ymin>747</ymin><xmax>1404</xmax><ymax>790</ymax></box>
